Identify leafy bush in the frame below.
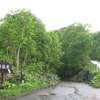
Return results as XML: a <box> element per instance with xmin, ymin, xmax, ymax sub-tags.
<box><xmin>0</xmin><ymin>82</ymin><xmax>15</xmax><ymax>89</ymax></box>
<box><xmin>87</xmin><ymin>62</ymin><xmax>98</xmax><ymax>72</ymax></box>
<box><xmin>91</xmin><ymin>71</ymin><xmax>100</xmax><ymax>76</ymax></box>
<box><xmin>71</xmin><ymin>69</ymin><xmax>89</xmax><ymax>82</ymax></box>
<box><xmin>91</xmin><ymin>74</ymin><xmax>100</xmax><ymax>87</ymax></box>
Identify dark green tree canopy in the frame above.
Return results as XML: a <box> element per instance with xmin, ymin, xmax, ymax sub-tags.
<box><xmin>56</xmin><ymin>23</ymin><xmax>93</xmax><ymax>77</ymax></box>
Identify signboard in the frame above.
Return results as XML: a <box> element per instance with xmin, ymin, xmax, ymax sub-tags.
<box><xmin>0</xmin><ymin>60</ymin><xmax>13</xmax><ymax>73</ymax></box>
<box><xmin>0</xmin><ymin>60</ymin><xmax>13</xmax><ymax>85</ymax></box>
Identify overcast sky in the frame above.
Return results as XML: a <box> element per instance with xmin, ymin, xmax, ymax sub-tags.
<box><xmin>0</xmin><ymin>0</ymin><xmax>100</xmax><ymax>32</ymax></box>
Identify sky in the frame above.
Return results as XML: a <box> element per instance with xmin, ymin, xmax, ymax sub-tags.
<box><xmin>0</xmin><ymin>0</ymin><xmax>100</xmax><ymax>32</ymax></box>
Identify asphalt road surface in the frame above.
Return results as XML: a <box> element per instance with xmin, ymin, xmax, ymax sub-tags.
<box><xmin>15</xmin><ymin>81</ymin><xmax>100</xmax><ymax>100</ymax></box>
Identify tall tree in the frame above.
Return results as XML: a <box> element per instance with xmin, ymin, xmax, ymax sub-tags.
<box><xmin>0</xmin><ymin>9</ymin><xmax>45</xmax><ymax>70</ymax></box>
<box><xmin>41</xmin><ymin>31</ymin><xmax>64</xmax><ymax>73</ymax></box>
<box><xmin>56</xmin><ymin>23</ymin><xmax>93</xmax><ymax>77</ymax></box>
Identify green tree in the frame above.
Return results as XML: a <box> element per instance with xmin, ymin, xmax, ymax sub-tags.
<box><xmin>57</xmin><ymin>23</ymin><xmax>93</xmax><ymax>77</ymax></box>
<box><xmin>0</xmin><ymin>9</ymin><xmax>63</xmax><ymax>75</ymax></box>
<box><xmin>41</xmin><ymin>31</ymin><xmax>64</xmax><ymax>73</ymax></box>
<box><xmin>0</xmin><ymin>9</ymin><xmax>45</xmax><ymax>70</ymax></box>
<box><xmin>90</xmin><ymin>31</ymin><xmax>100</xmax><ymax>60</ymax></box>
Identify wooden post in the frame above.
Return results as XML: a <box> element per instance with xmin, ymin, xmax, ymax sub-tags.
<box><xmin>1</xmin><ymin>73</ymin><xmax>4</xmax><ymax>84</ymax></box>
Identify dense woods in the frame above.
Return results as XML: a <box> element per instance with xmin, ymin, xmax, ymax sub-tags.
<box><xmin>0</xmin><ymin>9</ymin><xmax>95</xmax><ymax>78</ymax></box>
<box><xmin>54</xmin><ymin>23</ymin><xmax>93</xmax><ymax>77</ymax></box>
<box><xmin>0</xmin><ymin>9</ymin><xmax>100</xmax><ymax>98</ymax></box>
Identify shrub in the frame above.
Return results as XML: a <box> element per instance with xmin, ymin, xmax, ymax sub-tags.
<box><xmin>71</xmin><ymin>69</ymin><xmax>89</xmax><ymax>82</ymax></box>
<box><xmin>91</xmin><ymin>71</ymin><xmax>100</xmax><ymax>76</ymax></box>
<box><xmin>91</xmin><ymin>74</ymin><xmax>100</xmax><ymax>87</ymax></box>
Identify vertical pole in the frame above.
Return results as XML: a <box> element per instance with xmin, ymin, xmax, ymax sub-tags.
<box><xmin>1</xmin><ymin>73</ymin><xmax>4</xmax><ymax>84</ymax></box>
<box><xmin>21</xmin><ymin>71</ymin><xmax>24</xmax><ymax>83</ymax></box>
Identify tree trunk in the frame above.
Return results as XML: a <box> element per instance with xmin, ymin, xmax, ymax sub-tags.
<box><xmin>16</xmin><ymin>26</ymin><xmax>25</xmax><ymax>69</ymax></box>
<box><xmin>15</xmin><ymin>45</ymin><xmax>21</xmax><ymax>69</ymax></box>
<box><xmin>22</xmin><ymin>53</ymin><xmax>28</xmax><ymax>65</ymax></box>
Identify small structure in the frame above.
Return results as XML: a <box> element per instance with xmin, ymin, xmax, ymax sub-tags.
<box><xmin>0</xmin><ymin>60</ymin><xmax>13</xmax><ymax>84</ymax></box>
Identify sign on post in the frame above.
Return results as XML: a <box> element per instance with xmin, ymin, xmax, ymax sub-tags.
<box><xmin>0</xmin><ymin>60</ymin><xmax>13</xmax><ymax>85</ymax></box>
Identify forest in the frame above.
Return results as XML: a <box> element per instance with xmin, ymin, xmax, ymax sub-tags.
<box><xmin>0</xmin><ymin>9</ymin><xmax>100</xmax><ymax>99</ymax></box>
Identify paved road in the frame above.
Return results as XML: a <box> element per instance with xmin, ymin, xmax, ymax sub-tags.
<box><xmin>15</xmin><ymin>81</ymin><xmax>100</xmax><ymax>100</ymax></box>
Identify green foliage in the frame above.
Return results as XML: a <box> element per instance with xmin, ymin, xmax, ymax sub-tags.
<box><xmin>85</xmin><ymin>62</ymin><xmax>100</xmax><ymax>88</ymax></box>
<box><xmin>25</xmin><ymin>72</ymin><xmax>60</xmax><ymax>85</ymax></box>
<box><xmin>71</xmin><ymin>69</ymin><xmax>89</xmax><ymax>82</ymax></box>
<box><xmin>0</xmin><ymin>9</ymin><xmax>63</xmax><ymax>75</ymax></box>
<box><xmin>90</xmin><ymin>31</ymin><xmax>100</xmax><ymax>60</ymax></box>
<box><xmin>92</xmin><ymin>71</ymin><xmax>100</xmax><ymax>76</ymax></box>
<box><xmin>41</xmin><ymin>31</ymin><xmax>64</xmax><ymax>73</ymax></box>
<box><xmin>92</xmin><ymin>71</ymin><xmax>100</xmax><ymax>75</ymax></box>
<box><xmin>87</xmin><ymin>62</ymin><xmax>97</xmax><ymax>72</ymax></box>
<box><xmin>70</xmin><ymin>62</ymin><xmax>100</xmax><ymax>82</ymax></box>
<box><xmin>0</xmin><ymin>82</ymin><xmax>14</xmax><ymax>89</ymax></box>
<box><xmin>0</xmin><ymin>9</ymin><xmax>46</xmax><ymax>69</ymax></box>
<box><xmin>87</xmin><ymin>62</ymin><xmax>100</xmax><ymax>75</ymax></box>
<box><xmin>91</xmin><ymin>74</ymin><xmax>100</xmax><ymax>87</ymax></box>
<box><xmin>56</xmin><ymin>23</ymin><xmax>93</xmax><ymax>77</ymax></box>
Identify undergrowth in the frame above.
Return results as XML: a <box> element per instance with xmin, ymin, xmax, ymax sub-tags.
<box><xmin>0</xmin><ymin>72</ymin><xmax>60</xmax><ymax>100</ymax></box>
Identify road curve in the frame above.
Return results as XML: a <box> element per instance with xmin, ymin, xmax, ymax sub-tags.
<box><xmin>15</xmin><ymin>81</ymin><xmax>100</xmax><ymax>100</ymax></box>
